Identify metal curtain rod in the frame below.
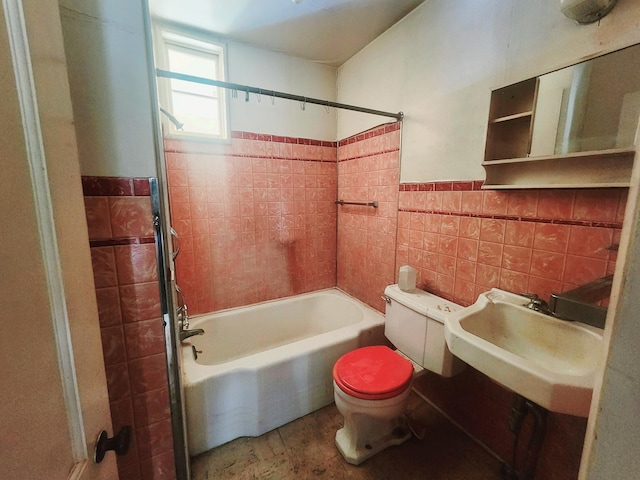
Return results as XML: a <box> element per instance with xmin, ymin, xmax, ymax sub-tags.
<box><xmin>156</xmin><ymin>69</ymin><xmax>404</xmax><ymax>121</ymax></box>
<box><xmin>335</xmin><ymin>199</ymin><xmax>378</xmax><ymax>208</ymax></box>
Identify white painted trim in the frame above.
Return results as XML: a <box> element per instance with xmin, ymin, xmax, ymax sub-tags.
<box><xmin>3</xmin><ymin>0</ymin><xmax>88</xmax><ymax>463</ymax></box>
<box><xmin>579</xmin><ymin>115</ymin><xmax>640</xmax><ymax>479</ymax></box>
<box><xmin>67</xmin><ymin>461</ymin><xmax>88</xmax><ymax>480</ymax></box>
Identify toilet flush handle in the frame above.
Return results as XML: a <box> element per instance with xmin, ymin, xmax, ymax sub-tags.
<box><xmin>381</xmin><ymin>295</ymin><xmax>391</xmax><ymax>304</ymax></box>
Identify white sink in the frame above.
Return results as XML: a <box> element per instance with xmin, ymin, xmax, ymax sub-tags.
<box><xmin>444</xmin><ymin>289</ymin><xmax>604</xmax><ymax>417</ymax></box>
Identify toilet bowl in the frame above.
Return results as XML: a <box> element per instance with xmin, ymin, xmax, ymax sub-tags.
<box><xmin>332</xmin><ymin>285</ymin><xmax>465</xmax><ymax>465</ymax></box>
<box><xmin>333</xmin><ymin>345</ymin><xmax>414</xmax><ymax>464</ymax></box>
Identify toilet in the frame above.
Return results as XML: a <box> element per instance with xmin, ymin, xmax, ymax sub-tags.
<box><xmin>332</xmin><ymin>284</ymin><xmax>465</xmax><ymax>465</ymax></box>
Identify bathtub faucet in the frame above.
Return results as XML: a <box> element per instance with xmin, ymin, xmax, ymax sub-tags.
<box><xmin>180</xmin><ymin>328</ymin><xmax>204</xmax><ymax>342</ymax></box>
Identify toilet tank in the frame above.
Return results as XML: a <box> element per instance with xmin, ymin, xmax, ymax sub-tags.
<box><xmin>384</xmin><ymin>285</ymin><xmax>465</xmax><ymax>377</ymax></box>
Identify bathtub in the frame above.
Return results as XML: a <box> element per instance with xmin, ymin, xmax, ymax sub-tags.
<box><xmin>182</xmin><ymin>288</ymin><xmax>386</xmax><ymax>455</ymax></box>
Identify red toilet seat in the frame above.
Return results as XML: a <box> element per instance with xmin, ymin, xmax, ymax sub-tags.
<box><xmin>333</xmin><ymin>345</ymin><xmax>413</xmax><ymax>400</ymax></box>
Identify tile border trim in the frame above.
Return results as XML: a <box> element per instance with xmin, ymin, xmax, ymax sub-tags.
<box><xmin>336</xmin><ymin>122</ymin><xmax>402</xmax><ymax>162</ymax></box>
<box><xmin>89</xmin><ymin>236</ymin><xmax>155</xmax><ymax>248</ymax></box>
<box><xmin>82</xmin><ymin>176</ymin><xmax>151</xmax><ymax>197</ymax></box>
<box><xmin>164</xmin><ymin>124</ymin><xmax>400</xmax><ymax>161</ymax></box>
<box><xmin>399</xmin><ymin>208</ymin><xmax>623</xmax><ymax>230</ymax></box>
<box><xmin>337</xmin><ymin>121</ymin><xmax>401</xmax><ymax>147</ymax></box>
<box><xmin>400</xmin><ymin>180</ymin><xmax>485</xmax><ymax>191</ymax></box>
<box><xmin>399</xmin><ymin>180</ymin><xmax>625</xmax><ymax>229</ymax></box>
<box><xmin>230</xmin><ymin>130</ymin><xmax>337</xmax><ymax>147</ymax></box>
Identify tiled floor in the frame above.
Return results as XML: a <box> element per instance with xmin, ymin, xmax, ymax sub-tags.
<box><xmin>191</xmin><ymin>391</ymin><xmax>504</xmax><ymax>479</ymax></box>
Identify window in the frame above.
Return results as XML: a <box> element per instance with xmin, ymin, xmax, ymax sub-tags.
<box><xmin>156</xmin><ymin>29</ymin><xmax>229</xmax><ymax>140</ymax></box>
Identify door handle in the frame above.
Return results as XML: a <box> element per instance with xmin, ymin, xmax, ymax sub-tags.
<box><xmin>94</xmin><ymin>426</ymin><xmax>131</xmax><ymax>463</ymax></box>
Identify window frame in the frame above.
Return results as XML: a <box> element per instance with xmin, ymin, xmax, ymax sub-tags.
<box><xmin>154</xmin><ymin>25</ymin><xmax>230</xmax><ymax>142</ymax></box>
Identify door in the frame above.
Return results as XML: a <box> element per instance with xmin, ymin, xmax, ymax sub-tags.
<box><xmin>0</xmin><ymin>1</ymin><xmax>118</xmax><ymax>479</ymax></box>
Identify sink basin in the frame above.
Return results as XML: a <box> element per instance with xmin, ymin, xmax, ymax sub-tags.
<box><xmin>444</xmin><ymin>289</ymin><xmax>604</xmax><ymax>417</ymax></box>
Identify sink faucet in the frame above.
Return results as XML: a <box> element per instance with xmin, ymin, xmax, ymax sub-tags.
<box><xmin>520</xmin><ymin>293</ymin><xmax>553</xmax><ymax>315</ymax></box>
<box><xmin>180</xmin><ymin>328</ymin><xmax>204</xmax><ymax>342</ymax></box>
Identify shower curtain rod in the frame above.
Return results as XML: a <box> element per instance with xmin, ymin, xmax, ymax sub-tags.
<box><xmin>156</xmin><ymin>69</ymin><xmax>404</xmax><ymax>121</ymax></box>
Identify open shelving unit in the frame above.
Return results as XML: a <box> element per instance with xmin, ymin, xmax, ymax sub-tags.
<box><xmin>482</xmin><ymin>148</ymin><xmax>635</xmax><ymax>189</ymax></box>
<box><xmin>484</xmin><ymin>78</ymin><xmax>538</xmax><ymax>162</ymax></box>
<box><xmin>482</xmin><ymin>78</ymin><xmax>635</xmax><ymax>189</ymax></box>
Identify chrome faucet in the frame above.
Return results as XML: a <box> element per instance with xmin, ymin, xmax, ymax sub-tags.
<box><xmin>180</xmin><ymin>328</ymin><xmax>204</xmax><ymax>342</ymax></box>
<box><xmin>176</xmin><ymin>302</ymin><xmax>204</xmax><ymax>342</ymax></box>
<box><xmin>520</xmin><ymin>293</ymin><xmax>553</xmax><ymax>315</ymax></box>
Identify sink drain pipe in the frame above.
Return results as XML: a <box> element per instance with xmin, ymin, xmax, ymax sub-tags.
<box><xmin>501</xmin><ymin>394</ymin><xmax>549</xmax><ymax>480</ymax></box>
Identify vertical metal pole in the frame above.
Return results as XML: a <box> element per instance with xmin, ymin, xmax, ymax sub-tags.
<box><xmin>149</xmin><ymin>179</ymin><xmax>190</xmax><ymax>480</ymax></box>
<box><xmin>142</xmin><ymin>0</ymin><xmax>191</xmax><ymax>475</ymax></box>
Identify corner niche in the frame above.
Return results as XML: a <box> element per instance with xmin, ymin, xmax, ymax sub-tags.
<box><xmin>482</xmin><ymin>44</ymin><xmax>639</xmax><ymax>189</ymax></box>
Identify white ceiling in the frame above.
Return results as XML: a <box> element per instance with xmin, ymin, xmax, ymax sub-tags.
<box><xmin>148</xmin><ymin>0</ymin><xmax>425</xmax><ymax>67</ymax></box>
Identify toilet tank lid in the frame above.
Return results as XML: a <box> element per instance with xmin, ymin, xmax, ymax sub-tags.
<box><xmin>384</xmin><ymin>284</ymin><xmax>462</xmax><ymax>323</ymax></box>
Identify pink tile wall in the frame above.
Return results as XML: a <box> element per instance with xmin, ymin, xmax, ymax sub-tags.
<box><xmin>399</xmin><ymin>180</ymin><xmax>626</xmax><ymax>480</ymax></box>
<box><xmin>397</xmin><ymin>183</ymin><xmax>625</xmax><ymax>307</ymax></box>
<box><xmin>165</xmin><ymin>132</ymin><xmax>337</xmax><ymax>314</ymax></box>
<box><xmin>336</xmin><ymin>123</ymin><xmax>401</xmax><ymax>311</ymax></box>
<box><xmin>83</xmin><ymin>177</ymin><xmax>175</xmax><ymax>480</ymax></box>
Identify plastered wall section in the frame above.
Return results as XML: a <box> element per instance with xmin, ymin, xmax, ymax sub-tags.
<box><xmin>59</xmin><ymin>0</ymin><xmax>157</xmax><ymax>178</ymax></box>
<box><xmin>336</xmin><ymin>0</ymin><xmax>640</xmax><ymax>183</ymax></box>
<box><xmin>59</xmin><ymin>0</ymin><xmax>338</xmax><ymax>178</ymax></box>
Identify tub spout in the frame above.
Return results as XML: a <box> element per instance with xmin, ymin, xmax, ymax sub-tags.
<box><xmin>180</xmin><ymin>328</ymin><xmax>204</xmax><ymax>342</ymax></box>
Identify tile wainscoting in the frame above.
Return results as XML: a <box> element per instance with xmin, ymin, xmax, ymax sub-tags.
<box><xmin>399</xmin><ymin>180</ymin><xmax>626</xmax><ymax>480</ymax></box>
<box><xmin>83</xmin><ymin>176</ymin><xmax>174</xmax><ymax>480</ymax></box>
<box><xmin>79</xmin><ymin>123</ymin><xmax>625</xmax><ymax>480</ymax></box>
<box><xmin>336</xmin><ymin>122</ymin><xmax>402</xmax><ymax>310</ymax></box>
<box><xmin>165</xmin><ymin>132</ymin><xmax>338</xmax><ymax>314</ymax></box>
<box><xmin>398</xmin><ymin>182</ymin><xmax>625</xmax><ymax>307</ymax></box>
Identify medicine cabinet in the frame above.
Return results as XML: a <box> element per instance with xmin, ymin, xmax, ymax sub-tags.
<box><xmin>483</xmin><ymin>43</ymin><xmax>640</xmax><ymax>189</ymax></box>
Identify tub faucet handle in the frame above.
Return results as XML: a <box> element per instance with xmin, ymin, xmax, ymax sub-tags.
<box><xmin>177</xmin><ymin>304</ymin><xmax>189</xmax><ymax>329</ymax></box>
<box><xmin>191</xmin><ymin>345</ymin><xmax>202</xmax><ymax>360</ymax></box>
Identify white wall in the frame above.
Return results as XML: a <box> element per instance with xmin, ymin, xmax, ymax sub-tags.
<box><xmin>224</xmin><ymin>39</ymin><xmax>337</xmax><ymax>141</ymax></box>
<box><xmin>59</xmin><ymin>0</ymin><xmax>338</xmax><ymax>178</ymax></box>
<box><xmin>59</xmin><ymin>0</ymin><xmax>157</xmax><ymax>177</ymax></box>
<box><xmin>337</xmin><ymin>0</ymin><xmax>640</xmax><ymax>182</ymax></box>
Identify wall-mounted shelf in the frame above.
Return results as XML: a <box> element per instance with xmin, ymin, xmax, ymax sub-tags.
<box><xmin>483</xmin><ymin>73</ymin><xmax>637</xmax><ymax>189</ymax></box>
<box><xmin>484</xmin><ymin>78</ymin><xmax>539</xmax><ymax>162</ymax></box>
<box><xmin>490</xmin><ymin>111</ymin><xmax>534</xmax><ymax>123</ymax></box>
<box><xmin>482</xmin><ymin>148</ymin><xmax>635</xmax><ymax>189</ymax></box>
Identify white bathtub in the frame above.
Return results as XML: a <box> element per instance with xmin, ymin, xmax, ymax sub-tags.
<box><xmin>182</xmin><ymin>288</ymin><xmax>386</xmax><ymax>455</ymax></box>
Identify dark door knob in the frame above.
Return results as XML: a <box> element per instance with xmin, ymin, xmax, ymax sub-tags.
<box><xmin>94</xmin><ymin>425</ymin><xmax>131</xmax><ymax>463</ymax></box>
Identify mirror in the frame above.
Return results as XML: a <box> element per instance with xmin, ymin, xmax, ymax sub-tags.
<box><xmin>531</xmin><ymin>43</ymin><xmax>640</xmax><ymax>157</ymax></box>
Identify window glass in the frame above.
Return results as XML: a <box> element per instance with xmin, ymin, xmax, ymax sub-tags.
<box><xmin>157</xmin><ymin>30</ymin><xmax>228</xmax><ymax>139</ymax></box>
